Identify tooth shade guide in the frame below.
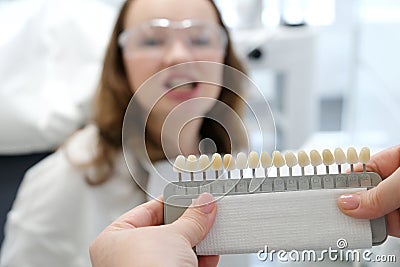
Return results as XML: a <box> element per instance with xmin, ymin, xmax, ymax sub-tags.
<box><xmin>164</xmin><ymin>153</ymin><xmax>387</xmax><ymax>253</ymax></box>
<box><xmin>173</xmin><ymin>146</ymin><xmax>370</xmax><ymax>182</ymax></box>
<box><xmin>260</xmin><ymin>151</ymin><xmax>272</xmax><ymax>178</ymax></box>
<box><xmin>360</xmin><ymin>147</ymin><xmax>370</xmax><ymax>173</ymax></box>
<box><xmin>248</xmin><ymin>151</ymin><xmax>259</xmax><ymax>178</ymax></box>
<box><xmin>346</xmin><ymin>147</ymin><xmax>359</xmax><ymax>173</ymax></box>
<box><xmin>333</xmin><ymin>148</ymin><xmax>345</xmax><ymax>174</ymax></box>
<box><xmin>173</xmin><ymin>155</ymin><xmax>186</xmax><ymax>181</ymax></box>
<box><xmin>223</xmin><ymin>154</ymin><xmax>236</xmax><ymax>179</ymax></box>
<box><xmin>285</xmin><ymin>151</ymin><xmax>297</xmax><ymax>177</ymax></box>
<box><xmin>223</xmin><ymin>154</ymin><xmax>231</xmax><ymax>179</ymax></box>
<box><xmin>322</xmin><ymin>149</ymin><xmax>334</xmax><ymax>174</ymax></box>
<box><xmin>223</xmin><ymin>154</ymin><xmax>235</xmax><ymax>170</ymax></box>
<box><xmin>310</xmin><ymin>150</ymin><xmax>323</xmax><ymax>175</ymax></box>
<box><xmin>186</xmin><ymin>155</ymin><xmax>198</xmax><ymax>181</ymax></box>
<box><xmin>199</xmin><ymin>154</ymin><xmax>210</xmax><ymax>170</ymax></box>
<box><xmin>260</xmin><ymin>152</ymin><xmax>272</xmax><ymax>168</ymax></box>
<box><xmin>211</xmin><ymin>153</ymin><xmax>222</xmax><ymax>179</ymax></box>
<box><xmin>236</xmin><ymin>152</ymin><xmax>247</xmax><ymax>179</ymax></box>
<box><xmin>248</xmin><ymin>151</ymin><xmax>259</xmax><ymax>168</ymax></box>
<box><xmin>169</xmin><ymin>149</ymin><xmax>380</xmax><ymax>181</ymax></box>
<box><xmin>347</xmin><ymin>147</ymin><xmax>359</xmax><ymax>164</ymax></box>
<box><xmin>297</xmin><ymin>150</ymin><xmax>310</xmax><ymax>176</ymax></box>
<box><xmin>272</xmin><ymin>151</ymin><xmax>285</xmax><ymax>177</ymax></box>
<box><xmin>236</xmin><ymin>152</ymin><xmax>248</xmax><ymax>169</ymax></box>
<box><xmin>272</xmin><ymin>151</ymin><xmax>285</xmax><ymax>168</ymax></box>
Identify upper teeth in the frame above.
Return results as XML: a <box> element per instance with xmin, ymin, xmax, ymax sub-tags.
<box><xmin>167</xmin><ymin>79</ymin><xmax>194</xmax><ymax>88</ymax></box>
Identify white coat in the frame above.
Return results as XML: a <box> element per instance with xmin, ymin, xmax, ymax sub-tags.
<box><xmin>0</xmin><ymin>125</ymin><xmax>147</xmax><ymax>267</ymax></box>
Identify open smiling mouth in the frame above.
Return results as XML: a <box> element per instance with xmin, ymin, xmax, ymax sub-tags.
<box><xmin>164</xmin><ymin>79</ymin><xmax>200</xmax><ymax>101</ymax></box>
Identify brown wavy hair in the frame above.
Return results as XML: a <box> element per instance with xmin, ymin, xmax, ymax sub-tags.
<box><xmin>84</xmin><ymin>0</ymin><xmax>247</xmax><ymax>185</ymax></box>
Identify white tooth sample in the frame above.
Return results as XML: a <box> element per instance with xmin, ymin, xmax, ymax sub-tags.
<box><xmin>186</xmin><ymin>155</ymin><xmax>198</xmax><ymax>172</ymax></box>
<box><xmin>223</xmin><ymin>154</ymin><xmax>236</xmax><ymax>171</ymax></box>
<box><xmin>211</xmin><ymin>153</ymin><xmax>223</xmax><ymax>170</ymax></box>
<box><xmin>173</xmin><ymin>155</ymin><xmax>186</xmax><ymax>172</ymax></box>
<box><xmin>347</xmin><ymin>147</ymin><xmax>359</xmax><ymax>164</ymax></box>
<box><xmin>359</xmin><ymin>147</ymin><xmax>370</xmax><ymax>164</ymax></box>
<box><xmin>272</xmin><ymin>151</ymin><xmax>285</xmax><ymax>168</ymax></box>
<box><xmin>236</xmin><ymin>152</ymin><xmax>248</xmax><ymax>170</ymax></box>
<box><xmin>334</xmin><ymin>148</ymin><xmax>347</xmax><ymax>164</ymax></box>
<box><xmin>260</xmin><ymin>151</ymin><xmax>272</xmax><ymax>168</ymax></box>
<box><xmin>199</xmin><ymin>154</ymin><xmax>210</xmax><ymax>171</ymax></box>
<box><xmin>248</xmin><ymin>151</ymin><xmax>260</xmax><ymax>169</ymax></box>
<box><xmin>310</xmin><ymin>150</ymin><xmax>323</xmax><ymax>167</ymax></box>
<box><xmin>285</xmin><ymin>151</ymin><xmax>297</xmax><ymax>168</ymax></box>
<box><xmin>322</xmin><ymin>149</ymin><xmax>334</xmax><ymax>174</ymax></box>
<box><xmin>322</xmin><ymin>149</ymin><xmax>335</xmax><ymax>166</ymax></box>
<box><xmin>297</xmin><ymin>150</ymin><xmax>310</xmax><ymax>167</ymax></box>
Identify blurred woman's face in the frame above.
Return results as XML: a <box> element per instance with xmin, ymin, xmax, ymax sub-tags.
<box><xmin>120</xmin><ymin>0</ymin><xmax>225</xmax><ymax>118</ymax></box>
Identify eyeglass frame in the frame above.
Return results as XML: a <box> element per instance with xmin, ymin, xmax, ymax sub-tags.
<box><xmin>118</xmin><ymin>18</ymin><xmax>228</xmax><ymax>55</ymax></box>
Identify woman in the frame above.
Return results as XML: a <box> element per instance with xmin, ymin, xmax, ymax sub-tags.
<box><xmin>0</xmin><ymin>0</ymin><xmax>247</xmax><ymax>266</ymax></box>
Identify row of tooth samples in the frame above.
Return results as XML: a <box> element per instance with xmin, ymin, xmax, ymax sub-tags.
<box><xmin>173</xmin><ymin>147</ymin><xmax>371</xmax><ymax>180</ymax></box>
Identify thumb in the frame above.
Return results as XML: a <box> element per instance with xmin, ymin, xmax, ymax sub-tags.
<box><xmin>337</xmin><ymin>167</ymin><xmax>400</xmax><ymax>219</ymax></box>
<box><xmin>169</xmin><ymin>193</ymin><xmax>217</xmax><ymax>247</ymax></box>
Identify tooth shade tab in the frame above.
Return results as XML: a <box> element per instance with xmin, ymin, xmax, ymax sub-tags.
<box><xmin>334</xmin><ymin>148</ymin><xmax>347</xmax><ymax>164</ymax></box>
<box><xmin>186</xmin><ymin>155</ymin><xmax>198</xmax><ymax>172</ymax></box>
<box><xmin>297</xmin><ymin>150</ymin><xmax>310</xmax><ymax>167</ymax></box>
<box><xmin>223</xmin><ymin>154</ymin><xmax>236</xmax><ymax>171</ymax></box>
<box><xmin>322</xmin><ymin>149</ymin><xmax>335</xmax><ymax>166</ymax></box>
<box><xmin>173</xmin><ymin>155</ymin><xmax>186</xmax><ymax>172</ymax></box>
<box><xmin>260</xmin><ymin>152</ymin><xmax>272</xmax><ymax>168</ymax></box>
<box><xmin>347</xmin><ymin>147</ymin><xmax>359</xmax><ymax>164</ymax></box>
<box><xmin>199</xmin><ymin>154</ymin><xmax>210</xmax><ymax>171</ymax></box>
<box><xmin>359</xmin><ymin>147</ymin><xmax>371</xmax><ymax>164</ymax></box>
<box><xmin>211</xmin><ymin>153</ymin><xmax>223</xmax><ymax>170</ymax></box>
<box><xmin>310</xmin><ymin>150</ymin><xmax>322</xmax><ymax>167</ymax></box>
<box><xmin>248</xmin><ymin>151</ymin><xmax>260</xmax><ymax>169</ymax></box>
<box><xmin>272</xmin><ymin>151</ymin><xmax>285</xmax><ymax>168</ymax></box>
<box><xmin>236</xmin><ymin>152</ymin><xmax>248</xmax><ymax>170</ymax></box>
<box><xmin>284</xmin><ymin>151</ymin><xmax>297</xmax><ymax>168</ymax></box>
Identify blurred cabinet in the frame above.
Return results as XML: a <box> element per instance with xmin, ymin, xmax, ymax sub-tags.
<box><xmin>232</xmin><ymin>26</ymin><xmax>319</xmax><ymax>150</ymax></box>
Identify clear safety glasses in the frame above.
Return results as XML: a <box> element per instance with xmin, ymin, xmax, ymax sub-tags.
<box><xmin>118</xmin><ymin>19</ymin><xmax>228</xmax><ymax>57</ymax></box>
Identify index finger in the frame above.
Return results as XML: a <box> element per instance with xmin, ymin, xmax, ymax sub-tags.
<box><xmin>109</xmin><ymin>196</ymin><xmax>164</xmax><ymax>231</ymax></box>
<box><xmin>353</xmin><ymin>145</ymin><xmax>400</xmax><ymax>178</ymax></box>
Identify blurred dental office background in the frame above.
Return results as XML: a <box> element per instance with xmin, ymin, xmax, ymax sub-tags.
<box><xmin>0</xmin><ymin>0</ymin><xmax>399</xmax><ymax>266</ymax></box>
<box><xmin>217</xmin><ymin>0</ymin><xmax>400</xmax><ymax>154</ymax></box>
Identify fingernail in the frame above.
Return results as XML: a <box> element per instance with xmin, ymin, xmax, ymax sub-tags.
<box><xmin>338</xmin><ymin>194</ymin><xmax>360</xmax><ymax>210</ymax></box>
<box><xmin>193</xmin><ymin>193</ymin><xmax>215</xmax><ymax>214</ymax></box>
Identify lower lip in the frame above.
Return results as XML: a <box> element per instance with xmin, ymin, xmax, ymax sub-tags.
<box><xmin>164</xmin><ymin>83</ymin><xmax>199</xmax><ymax>101</ymax></box>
